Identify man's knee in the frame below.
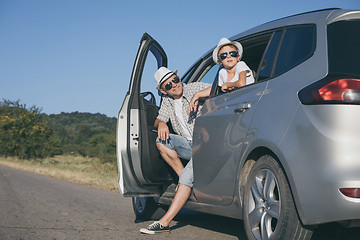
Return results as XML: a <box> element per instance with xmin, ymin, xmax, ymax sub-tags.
<box><xmin>156</xmin><ymin>141</ymin><xmax>170</xmax><ymax>153</ymax></box>
<box><xmin>156</xmin><ymin>142</ymin><xmax>177</xmax><ymax>157</ymax></box>
<box><xmin>156</xmin><ymin>141</ymin><xmax>163</xmax><ymax>151</ymax></box>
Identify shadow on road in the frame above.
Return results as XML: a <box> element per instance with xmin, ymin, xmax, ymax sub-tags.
<box><xmin>173</xmin><ymin>209</ymin><xmax>246</xmax><ymax>239</ymax></box>
<box><xmin>170</xmin><ymin>209</ymin><xmax>360</xmax><ymax>240</ymax></box>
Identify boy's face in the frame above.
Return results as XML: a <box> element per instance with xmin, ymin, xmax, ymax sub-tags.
<box><xmin>218</xmin><ymin>45</ymin><xmax>240</xmax><ymax>69</ymax></box>
<box><xmin>159</xmin><ymin>74</ymin><xmax>183</xmax><ymax>99</ymax></box>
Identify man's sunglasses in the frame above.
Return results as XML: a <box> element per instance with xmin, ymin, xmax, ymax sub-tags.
<box><xmin>219</xmin><ymin>51</ymin><xmax>238</xmax><ymax>60</ymax></box>
<box><xmin>164</xmin><ymin>76</ymin><xmax>180</xmax><ymax>91</ymax></box>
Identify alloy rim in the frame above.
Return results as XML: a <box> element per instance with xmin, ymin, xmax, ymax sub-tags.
<box><xmin>248</xmin><ymin>169</ymin><xmax>280</xmax><ymax>240</ymax></box>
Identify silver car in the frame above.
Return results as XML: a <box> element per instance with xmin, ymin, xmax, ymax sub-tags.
<box><xmin>117</xmin><ymin>8</ymin><xmax>360</xmax><ymax>240</ymax></box>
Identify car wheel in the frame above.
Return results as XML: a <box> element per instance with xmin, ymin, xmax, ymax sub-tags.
<box><xmin>243</xmin><ymin>155</ymin><xmax>313</xmax><ymax>240</ymax></box>
<box><xmin>132</xmin><ymin>197</ymin><xmax>167</xmax><ymax>220</ymax></box>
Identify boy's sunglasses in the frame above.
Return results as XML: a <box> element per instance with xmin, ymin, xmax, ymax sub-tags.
<box><xmin>219</xmin><ymin>51</ymin><xmax>238</xmax><ymax>60</ymax></box>
<box><xmin>164</xmin><ymin>76</ymin><xmax>180</xmax><ymax>91</ymax></box>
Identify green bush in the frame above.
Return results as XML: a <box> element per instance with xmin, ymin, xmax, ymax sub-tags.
<box><xmin>0</xmin><ymin>100</ymin><xmax>62</xmax><ymax>159</ymax></box>
<box><xmin>0</xmin><ymin>100</ymin><xmax>116</xmax><ymax>162</ymax></box>
<box><xmin>48</xmin><ymin>111</ymin><xmax>117</xmax><ymax>162</ymax></box>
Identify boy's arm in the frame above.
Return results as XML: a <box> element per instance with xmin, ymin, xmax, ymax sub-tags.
<box><xmin>233</xmin><ymin>71</ymin><xmax>247</xmax><ymax>88</ymax></box>
<box><xmin>221</xmin><ymin>71</ymin><xmax>247</xmax><ymax>91</ymax></box>
<box><xmin>187</xmin><ymin>87</ymin><xmax>211</xmax><ymax>113</ymax></box>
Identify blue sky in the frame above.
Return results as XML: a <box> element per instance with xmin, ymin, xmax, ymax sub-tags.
<box><xmin>1</xmin><ymin>0</ymin><xmax>359</xmax><ymax>117</ymax></box>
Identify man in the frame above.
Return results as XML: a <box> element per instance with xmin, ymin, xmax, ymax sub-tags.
<box><xmin>140</xmin><ymin>67</ymin><xmax>210</xmax><ymax>234</ymax></box>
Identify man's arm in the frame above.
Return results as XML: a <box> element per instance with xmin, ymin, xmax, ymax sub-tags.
<box><xmin>187</xmin><ymin>87</ymin><xmax>211</xmax><ymax>114</ymax></box>
<box><xmin>154</xmin><ymin>118</ymin><xmax>170</xmax><ymax>141</ymax></box>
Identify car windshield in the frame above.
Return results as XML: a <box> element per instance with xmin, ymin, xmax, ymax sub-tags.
<box><xmin>327</xmin><ymin>19</ymin><xmax>360</xmax><ymax>76</ymax></box>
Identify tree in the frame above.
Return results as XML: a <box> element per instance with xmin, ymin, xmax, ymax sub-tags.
<box><xmin>0</xmin><ymin>100</ymin><xmax>61</xmax><ymax>159</ymax></box>
<box><xmin>87</xmin><ymin>132</ymin><xmax>116</xmax><ymax>162</ymax></box>
<box><xmin>47</xmin><ymin>111</ymin><xmax>116</xmax><ymax>161</ymax></box>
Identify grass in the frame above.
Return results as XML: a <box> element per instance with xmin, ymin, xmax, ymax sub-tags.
<box><xmin>0</xmin><ymin>155</ymin><xmax>119</xmax><ymax>192</ymax></box>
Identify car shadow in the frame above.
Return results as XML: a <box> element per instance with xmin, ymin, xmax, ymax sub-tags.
<box><xmin>172</xmin><ymin>209</ymin><xmax>360</xmax><ymax>240</ymax></box>
<box><xmin>173</xmin><ymin>209</ymin><xmax>246</xmax><ymax>239</ymax></box>
<box><xmin>311</xmin><ymin>223</ymin><xmax>360</xmax><ymax>240</ymax></box>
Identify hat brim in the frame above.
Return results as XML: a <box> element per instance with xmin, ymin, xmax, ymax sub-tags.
<box><xmin>156</xmin><ymin>70</ymin><xmax>178</xmax><ymax>90</ymax></box>
<box><xmin>212</xmin><ymin>41</ymin><xmax>243</xmax><ymax>65</ymax></box>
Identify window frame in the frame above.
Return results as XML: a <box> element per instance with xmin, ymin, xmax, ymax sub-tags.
<box><xmin>188</xmin><ymin>24</ymin><xmax>317</xmax><ymax>99</ymax></box>
<box><xmin>208</xmin><ymin>31</ymin><xmax>275</xmax><ymax>97</ymax></box>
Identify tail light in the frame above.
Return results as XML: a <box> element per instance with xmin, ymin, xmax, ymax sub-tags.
<box><xmin>299</xmin><ymin>74</ymin><xmax>360</xmax><ymax>105</ymax></box>
<box><xmin>339</xmin><ymin>188</ymin><xmax>360</xmax><ymax>198</ymax></box>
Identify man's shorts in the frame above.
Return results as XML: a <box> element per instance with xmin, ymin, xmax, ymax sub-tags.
<box><xmin>156</xmin><ymin>134</ymin><xmax>192</xmax><ymax>160</ymax></box>
<box><xmin>179</xmin><ymin>158</ymin><xmax>193</xmax><ymax>188</ymax></box>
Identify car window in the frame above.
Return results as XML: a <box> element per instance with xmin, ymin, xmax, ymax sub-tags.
<box><xmin>241</xmin><ymin>33</ymin><xmax>273</xmax><ymax>80</ymax></box>
<box><xmin>208</xmin><ymin>34</ymin><xmax>273</xmax><ymax>97</ymax></box>
<box><xmin>181</xmin><ymin>61</ymin><xmax>201</xmax><ymax>84</ymax></box>
<box><xmin>257</xmin><ymin>31</ymin><xmax>282</xmax><ymax>81</ymax></box>
<box><xmin>140</xmin><ymin>51</ymin><xmax>162</xmax><ymax>107</ymax></box>
<box><xmin>273</xmin><ymin>25</ymin><xmax>316</xmax><ymax>76</ymax></box>
<box><xmin>197</xmin><ymin>63</ymin><xmax>219</xmax><ymax>84</ymax></box>
<box><xmin>328</xmin><ymin>19</ymin><xmax>360</xmax><ymax>76</ymax></box>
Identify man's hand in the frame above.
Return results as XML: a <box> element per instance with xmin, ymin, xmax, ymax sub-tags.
<box><xmin>157</xmin><ymin>121</ymin><xmax>170</xmax><ymax>141</ymax></box>
<box><xmin>187</xmin><ymin>87</ymin><xmax>211</xmax><ymax>114</ymax></box>
<box><xmin>188</xmin><ymin>94</ymin><xmax>200</xmax><ymax>114</ymax></box>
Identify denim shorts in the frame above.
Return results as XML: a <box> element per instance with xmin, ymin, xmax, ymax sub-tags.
<box><xmin>179</xmin><ymin>158</ymin><xmax>193</xmax><ymax>188</ymax></box>
<box><xmin>156</xmin><ymin>134</ymin><xmax>192</xmax><ymax>160</ymax></box>
<box><xmin>156</xmin><ymin>134</ymin><xmax>193</xmax><ymax>187</ymax></box>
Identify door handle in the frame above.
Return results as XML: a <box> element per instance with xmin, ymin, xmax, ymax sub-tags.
<box><xmin>234</xmin><ymin>103</ymin><xmax>251</xmax><ymax>113</ymax></box>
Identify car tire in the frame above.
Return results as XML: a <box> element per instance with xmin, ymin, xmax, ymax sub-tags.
<box><xmin>243</xmin><ymin>155</ymin><xmax>313</xmax><ymax>240</ymax></box>
<box><xmin>132</xmin><ymin>197</ymin><xmax>167</xmax><ymax>220</ymax></box>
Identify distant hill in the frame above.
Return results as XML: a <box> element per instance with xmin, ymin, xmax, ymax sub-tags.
<box><xmin>48</xmin><ymin>112</ymin><xmax>117</xmax><ymax>162</ymax></box>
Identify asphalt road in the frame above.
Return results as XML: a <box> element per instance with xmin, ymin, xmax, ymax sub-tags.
<box><xmin>1</xmin><ymin>165</ymin><xmax>360</xmax><ymax>240</ymax></box>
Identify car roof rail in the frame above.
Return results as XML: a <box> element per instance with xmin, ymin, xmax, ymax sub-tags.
<box><xmin>265</xmin><ymin>8</ymin><xmax>341</xmax><ymax>24</ymax></box>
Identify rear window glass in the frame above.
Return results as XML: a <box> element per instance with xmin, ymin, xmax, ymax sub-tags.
<box><xmin>274</xmin><ymin>25</ymin><xmax>316</xmax><ymax>76</ymax></box>
<box><xmin>328</xmin><ymin>20</ymin><xmax>360</xmax><ymax>76</ymax></box>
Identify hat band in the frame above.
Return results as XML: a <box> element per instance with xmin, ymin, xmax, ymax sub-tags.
<box><xmin>159</xmin><ymin>71</ymin><xmax>174</xmax><ymax>84</ymax></box>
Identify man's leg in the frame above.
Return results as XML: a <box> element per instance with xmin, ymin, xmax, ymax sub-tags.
<box><xmin>158</xmin><ymin>183</ymin><xmax>191</xmax><ymax>226</ymax></box>
<box><xmin>160</xmin><ymin>158</ymin><xmax>194</xmax><ymax>227</ymax></box>
<box><xmin>140</xmin><ymin>159</ymin><xmax>193</xmax><ymax>234</ymax></box>
<box><xmin>156</xmin><ymin>142</ymin><xmax>184</xmax><ymax>176</ymax></box>
<box><xmin>139</xmin><ymin>184</ymin><xmax>191</xmax><ymax>234</ymax></box>
<box><xmin>156</xmin><ymin>134</ymin><xmax>192</xmax><ymax>177</ymax></box>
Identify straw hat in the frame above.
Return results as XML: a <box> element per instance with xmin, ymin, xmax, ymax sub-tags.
<box><xmin>154</xmin><ymin>67</ymin><xmax>178</xmax><ymax>90</ymax></box>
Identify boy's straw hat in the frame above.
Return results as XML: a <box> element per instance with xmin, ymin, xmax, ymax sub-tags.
<box><xmin>154</xmin><ymin>67</ymin><xmax>178</xmax><ymax>90</ymax></box>
<box><xmin>212</xmin><ymin>38</ymin><xmax>243</xmax><ymax>65</ymax></box>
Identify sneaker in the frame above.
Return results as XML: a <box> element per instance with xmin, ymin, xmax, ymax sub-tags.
<box><xmin>140</xmin><ymin>221</ymin><xmax>170</xmax><ymax>234</ymax></box>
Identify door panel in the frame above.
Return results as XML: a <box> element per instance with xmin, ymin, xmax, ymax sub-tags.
<box><xmin>192</xmin><ymin>32</ymin><xmax>275</xmax><ymax>206</ymax></box>
<box><xmin>117</xmin><ymin>33</ymin><xmax>171</xmax><ymax>196</ymax></box>
<box><xmin>193</xmin><ymin>81</ymin><xmax>268</xmax><ymax>205</ymax></box>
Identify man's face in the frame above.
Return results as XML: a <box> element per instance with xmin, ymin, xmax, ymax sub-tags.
<box><xmin>160</xmin><ymin>74</ymin><xmax>183</xmax><ymax>99</ymax></box>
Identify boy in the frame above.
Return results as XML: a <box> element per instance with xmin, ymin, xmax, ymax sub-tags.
<box><xmin>188</xmin><ymin>38</ymin><xmax>254</xmax><ymax>113</ymax></box>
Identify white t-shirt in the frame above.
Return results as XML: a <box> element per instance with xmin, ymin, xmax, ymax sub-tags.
<box><xmin>174</xmin><ymin>98</ymin><xmax>192</xmax><ymax>141</ymax></box>
<box><xmin>218</xmin><ymin>61</ymin><xmax>255</xmax><ymax>87</ymax></box>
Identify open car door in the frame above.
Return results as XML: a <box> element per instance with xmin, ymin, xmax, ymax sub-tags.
<box><xmin>117</xmin><ymin>33</ymin><xmax>173</xmax><ymax>197</ymax></box>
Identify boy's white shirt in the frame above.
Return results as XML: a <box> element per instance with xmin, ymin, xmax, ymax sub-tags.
<box><xmin>218</xmin><ymin>61</ymin><xmax>255</xmax><ymax>86</ymax></box>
